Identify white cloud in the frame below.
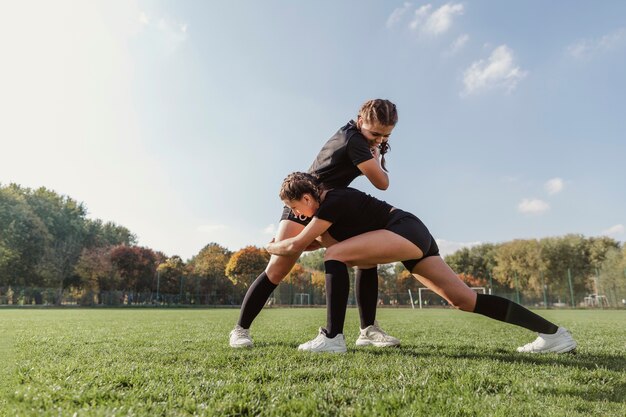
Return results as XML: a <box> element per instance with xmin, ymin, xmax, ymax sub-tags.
<box><xmin>436</xmin><ymin>239</ymin><xmax>482</xmax><ymax>257</ymax></box>
<box><xmin>396</xmin><ymin>3</ymin><xmax>463</xmax><ymax>37</ymax></box>
<box><xmin>446</xmin><ymin>33</ymin><xmax>469</xmax><ymax>55</ymax></box>
<box><xmin>601</xmin><ymin>224</ymin><xmax>624</xmax><ymax>236</ymax></box>
<box><xmin>462</xmin><ymin>45</ymin><xmax>527</xmax><ymax>96</ymax></box>
<box><xmin>387</xmin><ymin>2</ymin><xmax>413</xmax><ymax>28</ymax></box>
<box><xmin>263</xmin><ymin>224</ymin><xmax>276</xmax><ymax>235</ymax></box>
<box><xmin>409</xmin><ymin>4</ymin><xmax>433</xmax><ymax>31</ymax></box>
<box><xmin>567</xmin><ymin>28</ymin><xmax>626</xmax><ymax>59</ymax></box>
<box><xmin>518</xmin><ymin>198</ymin><xmax>550</xmax><ymax>215</ymax></box>
<box><xmin>544</xmin><ymin>178</ymin><xmax>564</xmax><ymax>195</ymax></box>
<box><xmin>423</xmin><ymin>3</ymin><xmax>464</xmax><ymax>36</ymax></box>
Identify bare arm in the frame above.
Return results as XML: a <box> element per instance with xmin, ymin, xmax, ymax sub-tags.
<box><xmin>267</xmin><ymin>218</ymin><xmax>332</xmax><ymax>257</ymax></box>
<box><xmin>357</xmin><ymin>147</ymin><xmax>389</xmax><ymax>190</ymax></box>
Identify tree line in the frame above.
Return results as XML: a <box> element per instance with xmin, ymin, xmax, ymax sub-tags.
<box><xmin>1</xmin><ymin>183</ymin><xmax>625</xmax><ymax>306</ymax></box>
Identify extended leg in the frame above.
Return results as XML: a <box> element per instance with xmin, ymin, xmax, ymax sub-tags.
<box><xmin>229</xmin><ymin>220</ymin><xmax>303</xmax><ymax>348</ymax></box>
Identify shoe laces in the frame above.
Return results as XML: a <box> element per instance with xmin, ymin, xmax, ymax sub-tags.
<box><xmin>367</xmin><ymin>324</ymin><xmax>392</xmax><ymax>340</ymax></box>
<box><xmin>232</xmin><ymin>326</ymin><xmax>249</xmax><ymax>338</ymax></box>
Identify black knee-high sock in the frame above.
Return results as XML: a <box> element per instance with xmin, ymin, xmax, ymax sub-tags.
<box><xmin>324</xmin><ymin>260</ymin><xmax>350</xmax><ymax>338</ymax></box>
<box><xmin>237</xmin><ymin>272</ymin><xmax>277</xmax><ymax>329</ymax></box>
<box><xmin>473</xmin><ymin>294</ymin><xmax>558</xmax><ymax>334</ymax></box>
<box><xmin>356</xmin><ymin>267</ymin><xmax>378</xmax><ymax>329</ymax></box>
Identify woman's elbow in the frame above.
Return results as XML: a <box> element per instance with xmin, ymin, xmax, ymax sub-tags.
<box><xmin>374</xmin><ymin>178</ymin><xmax>389</xmax><ymax>190</ymax></box>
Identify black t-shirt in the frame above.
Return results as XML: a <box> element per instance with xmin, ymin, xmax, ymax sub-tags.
<box><xmin>315</xmin><ymin>188</ymin><xmax>393</xmax><ymax>242</ymax></box>
<box><xmin>307</xmin><ymin>120</ymin><xmax>373</xmax><ymax>189</ymax></box>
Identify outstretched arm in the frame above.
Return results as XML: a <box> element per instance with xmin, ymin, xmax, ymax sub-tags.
<box><xmin>267</xmin><ymin>218</ymin><xmax>332</xmax><ymax>257</ymax></box>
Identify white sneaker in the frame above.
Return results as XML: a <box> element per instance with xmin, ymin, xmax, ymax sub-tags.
<box><xmin>517</xmin><ymin>327</ymin><xmax>577</xmax><ymax>354</ymax></box>
<box><xmin>356</xmin><ymin>321</ymin><xmax>401</xmax><ymax>347</ymax></box>
<box><xmin>229</xmin><ymin>325</ymin><xmax>253</xmax><ymax>348</ymax></box>
<box><xmin>298</xmin><ymin>328</ymin><xmax>347</xmax><ymax>353</ymax></box>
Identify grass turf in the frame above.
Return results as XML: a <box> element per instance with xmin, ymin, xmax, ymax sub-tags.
<box><xmin>0</xmin><ymin>308</ymin><xmax>624</xmax><ymax>416</ymax></box>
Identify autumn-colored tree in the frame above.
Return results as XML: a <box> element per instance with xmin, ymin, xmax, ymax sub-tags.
<box><xmin>156</xmin><ymin>255</ymin><xmax>186</xmax><ymax>295</ymax></box>
<box><xmin>310</xmin><ymin>270</ymin><xmax>326</xmax><ymax>291</ymax></box>
<box><xmin>73</xmin><ymin>246</ymin><xmax>120</xmax><ymax>304</ymax></box>
<box><xmin>284</xmin><ymin>263</ymin><xmax>308</xmax><ymax>286</ymax></box>
<box><xmin>225</xmin><ymin>246</ymin><xmax>270</xmax><ymax>289</ymax></box>
<box><xmin>457</xmin><ymin>273</ymin><xmax>487</xmax><ymax>287</ymax></box>
<box><xmin>110</xmin><ymin>245</ymin><xmax>160</xmax><ymax>293</ymax></box>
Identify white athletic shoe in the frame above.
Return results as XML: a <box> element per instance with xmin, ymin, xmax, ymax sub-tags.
<box><xmin>229</xmin><ymin>325</ymin><xmax>253</xmax><ymax>348</ymax></box>
<box><xmin>355</xmin><ymin>321</ymin><xmax>401</xmax><ymax>347</ymax></box>
<box><xmin>298</xmin><ymin>328</ymin><xmax>347</xmax><ymax>353</ymax></box>
<box><xmin>517</xmin><ymin>327</ymin><xmax>577</xmax><ymax>354</ymax></box>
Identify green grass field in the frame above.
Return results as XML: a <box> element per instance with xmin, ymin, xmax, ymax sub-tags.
<box><xmin>1</xmin><ymin>308</ymin><xmax>624</xmax><ymax>416</ymax></box>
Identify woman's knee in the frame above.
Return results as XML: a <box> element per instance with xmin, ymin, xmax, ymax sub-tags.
<box><xmin>447</xmin><ymin>292</ymin><xmax>477</xmax><ymax>312</ymax></box>
<box><xmin>323</xmin><ymin>247</ymin><xmax>352</xmax><ymax>265</ymax></box>
<box><xmin>265</xmin><ymin>257</ymin><xmax>297</xmax><ymax>283</ymax></box>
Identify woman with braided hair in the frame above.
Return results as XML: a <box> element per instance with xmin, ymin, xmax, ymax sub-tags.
<box><xmin>229</xmin><ymin>99</ymin><xmax>402</xmax><ymax>349</ymax></box>
<box><xmin>266</xmin><ymin>172</ymin><xmax>577</xmax><ymax>354</ymax></box>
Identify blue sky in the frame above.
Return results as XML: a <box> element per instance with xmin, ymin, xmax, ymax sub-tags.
<box><xmin>1</xmin><ymin>1</ymin><xmax>625</xmax><ymax>260</ymax></box>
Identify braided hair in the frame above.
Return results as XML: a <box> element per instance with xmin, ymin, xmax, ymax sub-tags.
<box><xmin>358</xmin><ymin>99</ymin><xmax>397</xmax><ymax>171</ymax></box>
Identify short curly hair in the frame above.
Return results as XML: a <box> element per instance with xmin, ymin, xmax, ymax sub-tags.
<box><xmin>279</xmin><ymin>172</ymin><xmax>322</xmax><ymax>202</ymax></box>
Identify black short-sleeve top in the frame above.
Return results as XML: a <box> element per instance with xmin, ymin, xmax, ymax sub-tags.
<box><xmin>315</xmin><ymin>188</ymin><xmax>393</xmax><ymax>242</ymax></box>
<box><xmin>307</xmin><ymin>120</ymin><xmax>373</xmax><ymax>189</ymax></box>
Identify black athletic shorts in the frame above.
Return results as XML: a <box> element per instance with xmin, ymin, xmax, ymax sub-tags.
<box><xmin>384</xmin><ymin>209</ymin><xmax>440</xmax><ymax>272</ymax></box>
<box><xmin>279</xmin><ymin>206</ymin><xmax>312</xmax><ymax>226</ymax></box>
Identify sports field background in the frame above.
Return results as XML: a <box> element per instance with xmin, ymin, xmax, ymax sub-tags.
<box><xmin>1</xmin><ymin>308</ymin><xmax>624</xmax><ymax>416</ymax></box>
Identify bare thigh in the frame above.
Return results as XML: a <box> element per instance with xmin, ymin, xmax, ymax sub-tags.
<box><xmin>320</xmin><ymin>232</ymin><xmax>376</xmax><ymax>270</ymax></box>
<box><xmin>410</xmin><ymin>256</ymin><xmax>477</xmax><ymax>311</ymax></box>
<box><xmin>324</xmin><ymin>230</ymin><xmax>423</xmax><ymax>267</ymax></box>
<box><xmin>265</xmin><ymin>220</ymin><xmax>305</xmax><ymax>284</ymax></box>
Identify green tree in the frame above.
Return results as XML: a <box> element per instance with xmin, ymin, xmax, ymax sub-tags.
<box><xmin>539</xmin><ymin>235</ymin><xmax>593</xmax><ymax>304</ymax></box>
<box><xmin>156</xmin><ymin>255</ymin><xmax>186</xmax><ymax>296</ymax></box>
<box><xmin>444</xmin><ymin>243</ymin><xmax>498</xmax><ymax>282</ymax></box>
<box><xmin>598</xmin><ymin>246</ymin><xmax>626</xmax><ymax>307</ymax></box>
<box><xmin>493</xmin><ymin>239</ymin><xmax>545</xmax><ymax>298</ymax></box>
<box><xmin>74</xmin><ymin>246</ymin><xmax>119</xmax><ymax>304</ymax></box>
<box><xmin>0</xmin><ymin>185</ymin><xmax>49</xmax><ymax>286</ymax></box>
<box><xmin>84</xmin><ymin>219</ymin><xmax>136</xmax><ymax>248</ymax></box>
<box><xmin>23</xmin><ymin>187</ymin><xmax>88</xmax><ymax>303</ymax></box>
<box><xmin>299</xmin><ymin>249</ymin><xmax>325</xmax><ymax>272</ymax></box>
<box><xmin>188</xmin><ymin>243</ymin><xmax>233</xmax><ymax>303</ymax></box>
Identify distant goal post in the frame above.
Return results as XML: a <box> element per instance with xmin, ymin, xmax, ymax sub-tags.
<box><xmin>414</xmin><ymin>287</ymin><xmax>490</xmax><ymax>309</ymax></box>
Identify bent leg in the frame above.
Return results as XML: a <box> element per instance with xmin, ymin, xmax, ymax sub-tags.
<box><xmin>325</xmin><ymin>230</ymin><xmax>423</xmax><ymax>266</ymax></box>
<box><xmin>237</xmin><ymin>220</ymin><xmax>304</xmax><ymax>329</ymax></box>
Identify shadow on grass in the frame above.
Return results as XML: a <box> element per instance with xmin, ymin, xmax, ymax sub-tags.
<box><xmin>254</xmin><ymin>340</ymin><xmax>625</xmax><ymax>373</ymax></box>
<box><xmin>359</xmin><ymin>344</ymin><xmax>626</xmax><ymax>373</ymax></box>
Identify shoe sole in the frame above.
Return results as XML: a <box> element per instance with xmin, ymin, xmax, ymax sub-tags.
<box><xmin>517</xmin><ymin>342</ymin><xmax>577</xmax><ymax>354</ymax></box>
<box><xmin>298</xmin><ymin>347</ymin><xmax>347</xmax><ymax>353</ymax></box>
<box><xmin>355</xmin><ymin>340</ymin><xmax>400</xmax><ymax>347</ymax></box>
<box><xmin>230</xmin><ymin>342</ymin><xmax>253</xmax><ymax>348</ymax></box>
